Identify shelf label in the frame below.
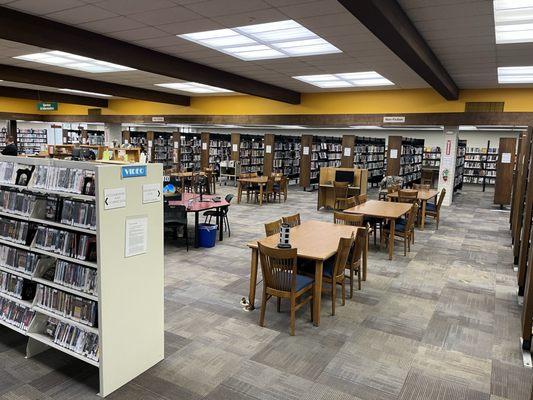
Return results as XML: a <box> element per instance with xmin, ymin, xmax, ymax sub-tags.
<box><xmin>343</xmin><ymin>147</ymin><xmax>351</xmax><ymax>157</ymax></box>
<box><xmin>232</xmin><ymin>143</ymin><xmax>238</xmax><ymax>152</ymax></box>
<box><xmin>501</xmin><ymin>152</ymin><xmax>511</xmax><ymax>163</ymax></box>
<box><xmin>202</xmin><ymin>142</ymin><xmax>207</xmax><ymax>150</ymax></box>
<box><xmin>143</xmin><ymin>183</ymin><xmax>161</xmax><ymax>204</ymax></box>
<box><xmin>104</xmin><ymin>187</ymin><xmax>126</xmax><ymax>210</ymax></box>
<box><xmin>383</xmin><ymin>116</ymin><xmax>405</xmax><ymax>123</ymax></box>
<box><xmin>303</xmin><ymin>146</ymin><xmax>309</xmax><ymax>155</ymax></box>
<box><xmin>37</xmin><ymin>102</ymin><xmax>58</xmax><ymax>111</ymax></box>
<box><xmin>121</xmin><ymin>165</ymin><xmax>147</xmax><ymax>178</ymax></box>
<box><xmin>266</xmin><ymin>145</ymin><xmax>272</xmax><ymax>154</ymax></box>
<box><xmin>390</xmin><ymin>149</ymin><xmax>398</xmax><ymax>159</ymax></box>
<box><xmin>151</xmin><ymin>116</ymin><xmax>164</xmax><ymax>122</ymax></box>
<box><xmin>125</xmin><ymin>216</ymin><xmax>148</xmax><ymax>257</ymax></box>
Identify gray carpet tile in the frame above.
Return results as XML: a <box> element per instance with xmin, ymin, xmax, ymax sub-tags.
<box><xmin>0</xmin><ymin>184</ymin><xmax>531</xmax><ymax>400</ymax></box>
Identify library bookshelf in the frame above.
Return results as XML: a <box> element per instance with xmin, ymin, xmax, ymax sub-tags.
<box><xmin>0</xmin><ymin>156</ymin><xmax>164</xmax><ymax>397</ymax></box>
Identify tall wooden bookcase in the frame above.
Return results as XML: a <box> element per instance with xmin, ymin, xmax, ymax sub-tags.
<box><xmin>494</xmin><ymin>137</ymin><xmax>518</xmax><ymax>206</ymax></box>
<box><xmin>0</xmin><ymin>156</ymin><xmax>164</xmax><ymax>397</ymax></box>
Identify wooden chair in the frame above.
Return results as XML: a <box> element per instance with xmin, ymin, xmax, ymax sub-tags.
<box><xmin>258</xmin><ymin>243</ymin><xmax>314</xmax><ymax>336</ymax></box>
<box><xmin>346</xmin><ymin>226</ymin><xmax>368</xmax><ymax>297</ymax></box>
<box><xmin>256</xmin><ymin>176</ymin><xmax>275</xmax><ymax>203</ymax></box>
<box><xmin>357</xmin><ymin>194</ymin><xmax>367</xmax><ymax>204</ymax></box>
<box><xmin>398</xmin><ymin>189</ymin><xmax>418</xmax><ymax>204</ymax></box>
<box><xmin>321</xmin><ymin>235</ymin><xmax>354</xmax><ymax>316</ymax></box>
<box><xmin>385</xmin><ymin>186</ymin><xmax>399</xmax><ymax>201</ymax></box>
<box><xmin>273</xmin><ymin>176</ymin><xmax>288</xmax><ymax>203</ymax></box>
<box><xmin>333</xmin><ymin>181</ymin><xmax>349</xmax><ymax>210</ymax></box>
<box><xmin>381</xmin><ymin>203</ymin><xmax>419</xmax><ymax>256</ymax></box>
<box><xmin>425</xmin><ymin>188</ymin><xmax>446</xmax><ymax>229</ymax></box>
<box><xmin>265</xmin><ymin>219</ymin><xmax>282</xmax><ymax>236</ymax></box>
<box><xmin>413</xmin><ymin>183</ymin><xmax>430</xmax><ymax>190</ymax></box>
<box><xmin>343</xmin><ymin>196</ymin><xmax>358</xmax><ymax>209</ymax></box>
<box><xmin>421</xmin><ymin>169</ymin><xmax>434</xmax><ymax>186</ymax></box>
<box><xmin>282</xmin><ymin>213</ymin><xmax>301</xmax><ymax>227</ymax></box>
<box><xmin>333</xmin><ymin>212</ymin><xmax>364</xmax><ymax>226</ymax></box>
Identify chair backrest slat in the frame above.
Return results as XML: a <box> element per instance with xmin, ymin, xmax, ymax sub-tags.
<box><xmin>333</xmin><ymin>212</ymin><xmax>364</xmax><ymax>226</ymax></box>
<box><xmin>258</xmin><ymin>242</ymin><xmax>298</xmax><ymax>292</ymax></box>
<box><xmin>436</xmin><ymin>188</ymin><xmax>446</xmax><ymax>211</ymax></box>
<box><xmin>333</xmin><ymin>181</ymin><xmax>349</xmax><ymax>199</ymax></box>
<box><xmin>282</xmin><ymin>213</ymin><xmax>301</xmax><ymax>227</ymax></box>
<box><xmin>333</xmin><ymin>234</ymin><xmax>355</xmax><ymax>278</ymax></box>
<box><xmin>405</xmin><ymin>203</ymin><xmax>419</xmax><ymax>230</ymax></box>
<box><xmin>265</xmin><ymin>219</ymin><xmax>282</xmax><ymax>236</ymax></box>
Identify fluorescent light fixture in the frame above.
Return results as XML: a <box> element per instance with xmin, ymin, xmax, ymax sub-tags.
<box><xmin>14</xmin><ymin>51</ymin><xmax>135</xmax><ymax>73</ymax></box>
<box><xmin>293</xmin><ymin>71</ymin><xmax>394</xmax><ymax>88</ymax></box>
<box><xmin>498</xmin><ymin>66</ymin><xmax>533</xmax><ymax>83</ymax></box>
<box><xmin>155</xmin><ymin>82</ymin><xmax>233</xmax><ymax>93</ymax></box>
<box><xmin>178</xmin><ymin>19</ymin><xmax>341</xmax><ymax>61</ymax></box>
<box><xmin>58</xmin><ymin>88</ymin><xmax>112</xmax><ymax>97</ymax></box>
<box><xmin>494</xmin><ymin>0</ymin><xmax>533</xmax><ymax>43</ymax></box>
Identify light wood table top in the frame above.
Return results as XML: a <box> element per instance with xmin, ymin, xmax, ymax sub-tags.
<box><xmin>247</xmin><ymin>220</ymin><xmax>358</xmax><ymax>260</ymax></box>
<box><xmin>238</xmin><ymin>176</ymin><xmax>281</xmax><ymax>184</ymax></box>
<box><xmin>171</xmin><ymin>171</ymin><xmax>206</xmax><ymax>178</ymax></box>
<box><xmin>387</xmin><ymin>189</ymin><xmax>439</xmax><ymax>201</ymax></box>
<box><xmin>344</xmin><ymin>200</ymin><xmax>413</xmax><ymax>219</ymax></box>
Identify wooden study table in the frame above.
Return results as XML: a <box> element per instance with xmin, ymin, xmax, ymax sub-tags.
<box><xmin>387</xmin><ymin>189</ymin><xmax>439</xmax><ymax>230</ymax></box>
<box><xmin>168</xmin><ymin>193</ymin><xmax>229</xmax><ymax>248</ymax></box>
<box><xmin>171</xmin><ymin>171</ymin><xmax>216</xmax><ymax>195</ymax></box>
<box><xmin>247</xmin><ymin>220</ymin><xmax>358</xmax><ymax>326</ymax></box>
<box><xmin>237</xmin><ymin>176</ymin><xmax>281</xmax><ymax>206</ymax></box>
<box><xmin>344</xmin><ymin>200</ymin><xmax>412</xmax><ymax>260</ymax></box>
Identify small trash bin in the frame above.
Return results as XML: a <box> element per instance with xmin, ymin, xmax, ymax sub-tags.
<box><xmin>198</xmin><ymin>223</ymin><xmax>217</xmax><ymax>248</ymax></box>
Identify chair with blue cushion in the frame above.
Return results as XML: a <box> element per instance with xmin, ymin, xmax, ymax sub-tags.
<box><xmin>258</xmin><ymin>242</ymin><xmax>314</xmax><ymax>336</ymax></box>
<box><xmin>319</xmin><ymin>234</ymin><xmax>354</xmax><ymax>316</ymax></box>
<box><xmin>381</xmin><ymin>203</ymin><xmax>419</xmax><ymax>256</ymax></box>
<box><xmin>425</xmin><ymin>188</ymin><xmax>446</xmax><ymax>229</ymax></box>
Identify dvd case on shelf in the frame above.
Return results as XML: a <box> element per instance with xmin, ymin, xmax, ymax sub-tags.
<box><xmin>0</xmin><ymin>245</ymin><xmax>40</xmax><ymax>275</ymax></box>
<box><xmin>44</xmin><ymin>317</ymin><xmax>99</xmax><ymax>361</ymax></box>
<box><xmin>0</xmin><ymin>297</ymin><xmax>35</xmax><ymax>331</ymax></box>
<box><xmin>53</xmin><ymin>260</ymin><xmax>97</xmax><ymax>296</ymax></box>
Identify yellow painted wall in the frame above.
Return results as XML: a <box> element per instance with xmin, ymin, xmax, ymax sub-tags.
<box><xmin>3</xmin><ymin>88</ymin><xmax>533</xmax><ymax>117</ymax></box>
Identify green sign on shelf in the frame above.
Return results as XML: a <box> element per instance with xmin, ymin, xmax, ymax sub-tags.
<box><xmin>37</xmin><ymin>102</ymin><xmax>58</xmax><ymax>111</ymax></box>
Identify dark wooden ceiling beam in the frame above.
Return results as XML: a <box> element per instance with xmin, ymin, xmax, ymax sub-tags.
<box><xmin>337</xmin><ymin>0</ymin><xmax>459</xmax><ymax>100</ymax></box>
<box><xmin>0</xmin><ymin>64</ymin><xmax>189</xmax><ymax>106</ymax></box>
<box><xmin>0</xmin><ymin>7</ymin><xmax>301</xmax><ymax>105</ymax></box>
<box><xmin>0</xmin><ymin>85</ymin><xmax>108</xmax><ymax>108</ymax></box>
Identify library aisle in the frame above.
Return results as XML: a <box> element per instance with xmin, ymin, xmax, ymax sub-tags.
<box><xmin>0</xmin><ymin>185</ymin><xmax>530</xmax><ymax>399</ymax></box>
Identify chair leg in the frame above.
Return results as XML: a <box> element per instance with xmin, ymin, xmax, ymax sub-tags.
<box><xmin>349</xmin><ymin>267</ymin><xmax>354</xmax><ymax>299</ymax></box>
<box><xmin>277</xmin><ymin>297</ymin><xmax>281</xmax><ymax>313</ymax></box>
<box><xmin>357</xmin><ymin>267</ymin><xmax>362</xmax><ymax>290</ymax></box>
<box><xmin>225</xmin><ymin>216</ymin><xmax>231</xmax><ymax>237</ymax></box>
<box><xmin>404</xmin><ymin>235</ymin><xmax>407</xmax><ymax>256</ymax></box>
<box><xmin>373</xmin><ymin>224</ymin><xmax>377</xmax><ymax>245</ymax></box>
<box><xmin>290</xmin><ymin>294</ymin><xmax>296</xmax><ymax>336</ymax></box>
<box><xmin>436</xmin><ymin>213</ymin><xmax>440</xmax><ymax>230</ymax></box>
<box><xmin>341</xmin><ymin>279</ymin><xmax>346</xmax><ymax>306</ymax></box>
<box><xmin>331</xmin><ymin>282</ymin><xmax>336</xmax><ymax>316</ymax></box>
<box><xmin>310</xmin><ymin>290</ymin><xmax>314</xmax><ymax>322</ymax></box>
<box><xmin>408</xmin><ymin>233</ymin><xmax>411</xmax><ymax>252</ymax></box>
<box><xmin>259</xmin><ymin>286</ymin><xmax>268</xmax><ymax>327</ymax></box>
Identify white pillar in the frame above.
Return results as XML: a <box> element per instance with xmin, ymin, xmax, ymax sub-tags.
<box><xmin>437</xmin><ymin>126</ymin><xmax>458</xmax><ymax>206</ymax></box>
<box><xmin>104</xmin><ymin>123</ymin><xmax>122</xmax><ymax>147</ymax></box>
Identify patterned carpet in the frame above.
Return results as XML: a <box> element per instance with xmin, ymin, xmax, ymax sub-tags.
<box><xmin>0</xmin><ymin>183</ymin><xmax>532</xmax><ymax>400</ymax></box>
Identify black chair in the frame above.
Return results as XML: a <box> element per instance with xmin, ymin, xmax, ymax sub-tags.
<box><xmin>204</xmin><ymin>194</ymin><xmax>234</xmax><ymax>237</ymax></box>
<box><xmin>164</xmin><ymin>201</ymin><xmax>189</xmax><ymax>251</ymax></box>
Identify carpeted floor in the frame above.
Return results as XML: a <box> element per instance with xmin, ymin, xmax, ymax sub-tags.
<box><xmin>0</xmin><ymin>184</ymin><xmax>531</xmax><ymax>400</ymax></box>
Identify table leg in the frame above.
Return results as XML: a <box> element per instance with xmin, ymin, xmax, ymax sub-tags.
<box><xmin>420</xmin><ymin>199</ymin><xmax>427</xmax><ymax>230</ymax></box>
<box><xmin>259</xmin><ymin>184</ymin><xmax>264</xmax><ymax>206</ymax></box>
<box><xmin>194</xmin><ymin>211</ymin><xmax>199</xmax><ymax>248</ymax></box>
<box><xmin>363</xmin><ymin>229</ymin><xmax>368</xmax><ymax>281</ymax></box>
<box><xmin>248</xmin><ymin>248</ymin><xmax>258</xmax><ymax>310</ymax></box>
<box><xmin>217</xmin><ymin>207</ymin><xmax>223</xmax><ymax>241</ymax></box>
<box><xmin>313</xmin><ymin>260</ymin><xmax>323</xmax><ymax>326</ymax></box>
<box><xmin>237</xmin><ymin>181</ymin><xmax>242</xmax><ymax>203</ymax></box>
<box><xmin>388</xmin><ymin>219</ymin><xmax>395</xmax><ymax>260</ymax></box>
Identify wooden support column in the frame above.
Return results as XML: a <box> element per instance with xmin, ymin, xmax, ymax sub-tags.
<box><xmin>263</xmin><ymin>134</ymin><xmax>275</xmax><ymax>176</ymax></box>
<box><xmin>494</xmin><ymin>137</ymin><xmax>518</xmax><ymax>206</ymax></box>
<box><xmin>299</xmin><ymin>134</ymin><xmax>313</xmax><ymax>188</ymax></box>
<box><xmin>200</xmin><ymin>132</ymin><xmax>210</xmax><ymax>170</ymax></box>
<box><xmin>80</xmin><ymin>129</ymin><xmax>88</xmax><ymax>145</ymax></box>
<box><xmin>341</xmin><ymin>135</ymin><xmax>355</xmax><ymax>168</ymax></box>
<box><xmin>386</xmin><ymin>136</ymin><xmax>402</xmax><ymax>176</ymax></box>
<box><xmin>122</xmin><ymin>130</ymin><xmax>131</xmax><ymax>145</ymax></box>
<box><xmin>231</xmin><ymin>133</ymin><xmax>240</xmax><ymax>162</ymax></box>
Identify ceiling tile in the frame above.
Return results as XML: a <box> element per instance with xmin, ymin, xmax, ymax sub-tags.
<box><xmin>128</xmin><ymin>6</ymin><xmax>201</xmax><ymax>25</ymax></box>
<box><xmin>78</xmin><ymin>16</ymin><xmax>146</xmax><ymax>33</ymax></box>
<box><xmin>94</xmin><ymin>0</ymin><xmax>177</xmax><ymax>15</ymax></box>
<box><xmin>184</xmin><ymin>0</ymin><xmax>272</xmax><ymax>18</ymax></box>
<box><xmin>109</xmin><ymin>26</ymin><xmax>169</xmax><ymax>41</ymax></box>
<box><xmin>46</xmin><ymin>4</ymin><xmax>118</xmax><ymax>23</ymax></box>
<box><xmin>5</xmin><ymin>0</ymin><xmax>86</xmax><ymax>14</ymax></box>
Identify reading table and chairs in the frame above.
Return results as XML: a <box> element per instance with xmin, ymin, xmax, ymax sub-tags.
<box><xmin>387</xmin><ymin>187</ymin><xmax>439</xmax><ymax>230</ymax></box>
<box><xmin>317</xmin><ymin>167</ymin><xmax>368</xmax><ymax>210</ymax></box>
<box><xmin>237</xmin><ymin>173</ymin><xmax>285</xmax><ymax>206</ymax></box>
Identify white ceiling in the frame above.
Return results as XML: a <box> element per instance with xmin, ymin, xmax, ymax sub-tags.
<box><xmin>0</xmin><ymin>0</ymin><xmax>529</xmax><ymax>101</ymax></box>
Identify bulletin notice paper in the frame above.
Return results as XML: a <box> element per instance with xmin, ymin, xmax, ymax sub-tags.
<box><xmin>125</xmin><ymin>216</ymin><xmax>148</xmax><ymax>257</ymax></box>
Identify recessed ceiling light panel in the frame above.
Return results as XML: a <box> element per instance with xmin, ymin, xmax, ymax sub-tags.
<box><xmin>178</xmin><ymin>19</ymin><xmax>341</xmax><ymax>61</ymax></box>
<box><xmin>14</xmin><ymin>51</ymin><xmax>135</xmax><ymax>73</ymax></box>
<box><xmin>155</xmin><ymin>82</ymin><xmax>233</xmax><ymax>93</ymax></box>
<box><xmin>498</xmin><ymin>66</ymin><xmax>533</xmax><ymax>83</ymax></box>
<box><xmin>293</xmin><ymin>71</ymin><xmax>394</xmax><ymax>88</ymax></box>
<box><xmin>494</xmin><ymin>0</ymin><xmax>533</xmax><ymax>44</ymax></box>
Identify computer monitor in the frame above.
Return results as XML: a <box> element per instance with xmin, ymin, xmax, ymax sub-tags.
<box><xmin>335</xmin><ymin>170</ymin><xmax>354</xmax><ymax>184</ymax></box>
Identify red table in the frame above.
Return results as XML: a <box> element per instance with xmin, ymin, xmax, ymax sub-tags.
<box><xmin>168</xmin><ymin>193</ymin><xmax>230</xmax><ymax>248</ymax></box>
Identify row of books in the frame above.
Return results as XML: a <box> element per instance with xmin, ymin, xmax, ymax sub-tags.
<box><xmin>240</xmin><ymin>150</ymin><xmax>264</xmax><ymax>157</ymax></box>
<box><xmin>241</xmin><ymin>158</ymin><xmax>264</xmax><ymax>166</ymax></box>
<box><xmin>312</xmin><ymin>143</ymin><xmax>342</xmax><ymax>152</ymax></box>
<box><xmin>424</xmin><ymin>146</ymin><xmax>441</xmax><ymax>152</ymax></box>
<box><xmin>466</xmin><ymin>147</ymin><xmax>498</xmax><ymax>154</ymax></box>
<box><xmin>31</xmin><ymin>166</ymin><xmax>95</xmax><ymax>196</ymax></box>
<box><xmin>240</xmin><ymin>141</ymin><xmax>263</xmax><ymax>149</ymax></box>
<box><xmin>44</xmin><ymin>318</ymin><xmax>99</xmax><ymax>362</ymax></box>
<box><xmin>464</xmin><ymin>176</ymin><xmax>496</xmax><ymax>185</ymax></box>
<box><xmin>0</xmin><ymin>271</ymin><xmax>25</xmax><ymax>298</ymax></box>
<box><xmin>34</xmin><ymin>227</ymin><xmax>95</xmax><ymax>262</ymax></box>
<box><xmin>0</xmin><ymin>162</ymin><xmax>21</xmax><ymax>184</ymax></box>
<box><xmin>54</xmin><ymin>260</ymin><xmax>97</xmax><ymax>296</ymax></box>
<box><xmin>400</xmin><ymin>154</ymin><xmax>423</xmax><ymax>165</ymax></box>
<box><xmin>354</xmin><ymin>154</ymin><xmax>384</xmax><ymax>162</ymax></box>
<box><xmin>402</xmin><ymin>145</ymin><xmax>423</xmax><ymax>155</ymax></box>
<box><xmin>35</xmin><ymin>284</ymin><xmax>97</xmax><ymax>327</ymax></box>
<box><xmin>355</xmin><ymin>145</ymin><xmax>385</xmax><ymax>153</ymax></box>
<box><xmin>58</xmin><ymin>199</ymin><xmax>96</xmax><ymax>231</ymax></box>
<box><xmin>0</xmin><ymin>245</ymin><xmax>40</xmax><ymax>275</ymax></box>
<box><xmin>0</xmin><ymin>217</ymin><xmax>30</xmax><ymax>245</ymax></box>
<box><xmin>0</xmin><ymin>190</ymin><xmax>36</xmax><ymax>216</ymax></box>
<box><xmin>0</xmin><ymin>297</ymin><xmax>35</xmax><ymax>332</ymax></box>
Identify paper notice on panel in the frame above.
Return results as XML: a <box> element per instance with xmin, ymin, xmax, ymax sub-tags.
<box><xmin>173</xmin><ymin>141</ymin><xmax>179</xmax><ymax>149</ymax></box>
<box><xmin>148</xmin><ymin>140</ymin><xmax>153</xmax><ymax>147</ymax></box>
<box><xmin>303</xmin><ymin>146</ymin><xmax>309</xmax><ymax>155</ymax></box>
<box><xmin>343</xmin><ymin>147</ymin><xmax>351</xmax><ymax>157</ymax></box>
<box><xmin>232</xmin><ymin>144</ymin><xmax>238</xmax><ymax>152</ymax></box>
<box><xmin>266</xmin><ymin>145</ymin><xmax>272</xmax><ymax>154</ymax></box>
<box><xmin>142</xmin><ymin>183</ymin><xmax>161</xmax><ymax>204</ymax></box>
<box><xmin>104</xmin><ymin>188</ymin><xmax>126</xmax><ymax>210</ymax></box>
<box><xmin>501</xmin><ymin>152</ymin><xmax>511</xmax><ymax>163</ymax></box>
<box><xmin>390</xmin><ymin>149</ymin><xmax>398</xmax><ymax>159</ymax></box>
<box><xmin>202</xmin><ymin>142</ymin><xmax>207</xmax><ymax>150</ymax></box>
<box><xmin>125</xmin><ymin>216</ymin><xmax>148</xmax><ymax>257</ymax></box>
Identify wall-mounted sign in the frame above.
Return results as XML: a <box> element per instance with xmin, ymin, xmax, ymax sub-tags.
<box><xmin>151</xmin><ymin>116</ymin><xmax>165</xmax><ymax>122</ymax></box>
<box><xmin>37</xmin><ymin>102</ymin><xmax>58</xmax><ymax>111</ymax></box>
<box><xmin>104</xmin><ymin>187</ymin><xmax>126</xmax><ymax>210</ymax></box>
<box><xmin>121</xmin><ymin>165</ymin><xmax>147</xmax><ymax>179</ymax></box>
<box><xmin>383</xmin><ymin>116</ymin><xmax>405</xmax><ymax>123</ymax></box>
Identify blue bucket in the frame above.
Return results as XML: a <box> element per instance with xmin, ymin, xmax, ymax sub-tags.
<box><xmin>198</xmin><ymin>223</ymin><xmax>217</xmax><ymax>248</ymax></box>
